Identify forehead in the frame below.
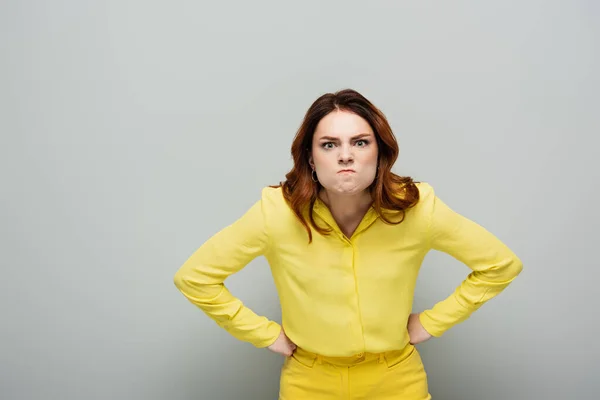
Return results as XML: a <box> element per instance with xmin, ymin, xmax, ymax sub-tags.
<box><xmin>314</xmin><ymin>110</ymin><xmax>374</xmax><ymax>139</ymax></box>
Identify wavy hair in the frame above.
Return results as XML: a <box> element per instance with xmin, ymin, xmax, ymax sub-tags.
<box><xmin>271</xmin><ymin>89</ymin><xmax>420</xmax><ymax>243</ymax></box>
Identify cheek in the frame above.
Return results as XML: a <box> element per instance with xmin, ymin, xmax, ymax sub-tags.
<box><xmin>312</xmin><ymin>151</ymin><xmax>334</xmax><ymax>168</ymax></box>
<box><xmin>362</xmin><ymin>148</ymin><xmax>379</xmax><ymax>167</ymax></box>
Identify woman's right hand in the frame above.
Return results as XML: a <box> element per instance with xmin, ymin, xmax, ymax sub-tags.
<box><xmin>267</xmin><ymin>328</ymin><xmax>297</xmax><ymax>356</ymax></box>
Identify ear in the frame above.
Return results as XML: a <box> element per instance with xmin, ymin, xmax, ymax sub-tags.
<box><xmin>308</xmin><ymin>153</ymin><xmax>315</xmax><ymax>170</ymax></box>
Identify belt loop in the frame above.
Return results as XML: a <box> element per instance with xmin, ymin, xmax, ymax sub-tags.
<box><xmin>317</xmin><ymin>354</ymin><xmax>323</xmax><ymax>364</ymax></box>
<box><xmin>378</xmin><ymin>353</ymin><xmax>385</xmax><ymax>364</ymax></box>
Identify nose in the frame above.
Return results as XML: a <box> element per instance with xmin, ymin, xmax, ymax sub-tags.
<box><xmin>338</xmin><ymin>145</ymin><xmax>354</xmax><ymax>165</ymax></box>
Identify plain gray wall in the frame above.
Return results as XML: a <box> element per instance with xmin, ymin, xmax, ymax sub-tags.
<box><xmin>2</xmin><ymin>1</ymin><xmax>598</xmax><ymax>399</ymax></box>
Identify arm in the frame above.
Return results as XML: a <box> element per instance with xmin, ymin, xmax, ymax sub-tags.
<box><xmin>173</xmin><ymin>192</ymin><xmax>282</xmax><ymax>348</ymax></box>
<box><xmin>418</xmin><ymin>186</ymin><xmax>523</xmax><ymax>337</ymax></box>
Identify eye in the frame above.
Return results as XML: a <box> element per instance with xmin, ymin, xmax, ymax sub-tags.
<box><xmin>322</xmin><ymin>142</ymin><xmax>335</xmax><ymax>149</ymax></box>
<box><xmin>355</xmin><ymin>139</ymin><xmax>369</xmax><ymax>147</ymax></box>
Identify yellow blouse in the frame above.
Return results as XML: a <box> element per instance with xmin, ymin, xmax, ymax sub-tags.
<box><xmin>173</xmin><ymin>182</ymin><xmax>523</xmax><ymax>357</ymax></box>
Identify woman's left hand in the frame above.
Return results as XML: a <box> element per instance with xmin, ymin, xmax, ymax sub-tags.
<box><xmin>407</xmin><ymin>313</ymin><xmax>432</xmax><ymax>345</ymax></box>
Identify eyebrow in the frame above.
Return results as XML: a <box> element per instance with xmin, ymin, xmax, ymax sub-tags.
<box><xmin>318</xmin><ymin>133</ymin><xmax>373</xmax><ymax>141</ymax></box>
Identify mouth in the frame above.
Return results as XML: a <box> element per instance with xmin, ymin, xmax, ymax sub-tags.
<box><xmin>338</xmin><ymin>169</ymin><xmax>356</xmax><ymax>174</ymax></box>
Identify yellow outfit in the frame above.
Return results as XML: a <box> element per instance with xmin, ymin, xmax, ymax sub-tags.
<box><xmin>279</xmin><ymin>344</ymin><xmax>431</xmax><ymax>399</ymax></box>
<box><xmin>174</xmin><ymin>182</ymin><xmax>523</xmax><ymax>398</ymax></box>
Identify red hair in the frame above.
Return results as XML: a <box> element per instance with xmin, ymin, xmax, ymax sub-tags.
<box><xmin>271</xmin><ymin>89</ymin><xmax>420</xmax><ymax>242</ymax></box>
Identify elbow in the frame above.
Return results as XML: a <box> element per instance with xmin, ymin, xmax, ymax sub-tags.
<box><xmin>481</xmin><ymin>254</ymin><xmax>523</xmax><ymax>283</ymax></box>
<box><xmin>173</xmin><ymin>266</ymin><xmax>191</xmax><ymax>292</ymax></box>
<box><xmin>509</xmin><ymin>255</ymin><xmax>524</xmax><ymax>280</ymax></box>
<box><xmin>173</xmin><ymin>266</ymin><xmax>202</xmax><ymax>300</ymax></box>
<box><xmin>173</xmin><ymin>264</ymin><xmax>221</xmax><ymax>302</ymax></box>
<box><xmin>173</xmin><ymin>269</ymin><xmax>184</xmax><ymax>291</ymax></box>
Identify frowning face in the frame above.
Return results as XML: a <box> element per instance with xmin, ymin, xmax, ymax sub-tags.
<box><xmin>309</xmin><ymin>110</ymin><xmax>379</xmax><ymax>196</ymax></box>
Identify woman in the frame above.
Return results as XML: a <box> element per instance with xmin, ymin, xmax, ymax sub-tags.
<box><xmin>173</xmin><ymin>89</ymin><xmax>523</xmax><ymax>399</ymax></box>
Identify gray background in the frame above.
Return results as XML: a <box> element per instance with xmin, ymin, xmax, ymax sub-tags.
<box><xmin>2</xmin><ymin>1</ymin><xmax>598</xmax><ymax>399</ymax></box>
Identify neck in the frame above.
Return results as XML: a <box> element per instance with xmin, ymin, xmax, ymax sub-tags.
<box><xmin>319</xmin><ymin>189</ymin><xmax>373</xmax><ymax>222</ymax></box>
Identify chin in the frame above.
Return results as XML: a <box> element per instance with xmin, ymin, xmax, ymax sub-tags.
<box><xmin>333</xmin><ymin>188</ymin><xmax>362</xmax><ymax>196</ymax></box>
<box><xmin>325</xmin><ymin>181</ymin><xmax>372</xmax><ymax>195</ymax></box>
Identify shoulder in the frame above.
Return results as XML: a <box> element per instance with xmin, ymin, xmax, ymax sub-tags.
<box><xmin>256</xmin><ymin>185</ymin><xmax>303</xmax><ymax>237</ymax></box>
<box><xmin>259</xmin><ymin>185</ymin><xmax>285</xmax><ymax>206</ymax></box>
<box><xmin>257</xmin><ymin>185</ymin><xmax>291</xmax><ymax>217</ymax></box>
<box><xmin>414</xmin><ymin>181</ymin><xmax>435</xmax><ymax>202</ymax></box>
<box><xmin>390</xmin><ymin>180</ymin><xmax>435</xmax><ymax>206</ymax></box>
<box><xmin>403</xmin><ymin>181</ymin><xmax>436</xmax><ymax>217</ymax></box>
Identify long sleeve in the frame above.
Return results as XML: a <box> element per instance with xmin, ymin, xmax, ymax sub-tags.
<box><xmin>173</xmin><ymin>193</ymin><xmax>282</xmax><ymax>348</ymax></box>
<box><xmin>418</xmin><ymin>187</ymin><xmax>523</xmax><ymax>337</ymax></box>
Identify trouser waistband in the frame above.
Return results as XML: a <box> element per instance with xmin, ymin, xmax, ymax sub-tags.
<box><xmin>292</xmin><ymin>343</ymin><xmax>415</xmax><ymax>368</ymax></box>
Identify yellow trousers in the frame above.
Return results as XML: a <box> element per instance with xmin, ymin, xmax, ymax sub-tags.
<box><xmin>279</xmin><ymin>343</ymin><xmax>431</xmax><ymax>399</ymax></box>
